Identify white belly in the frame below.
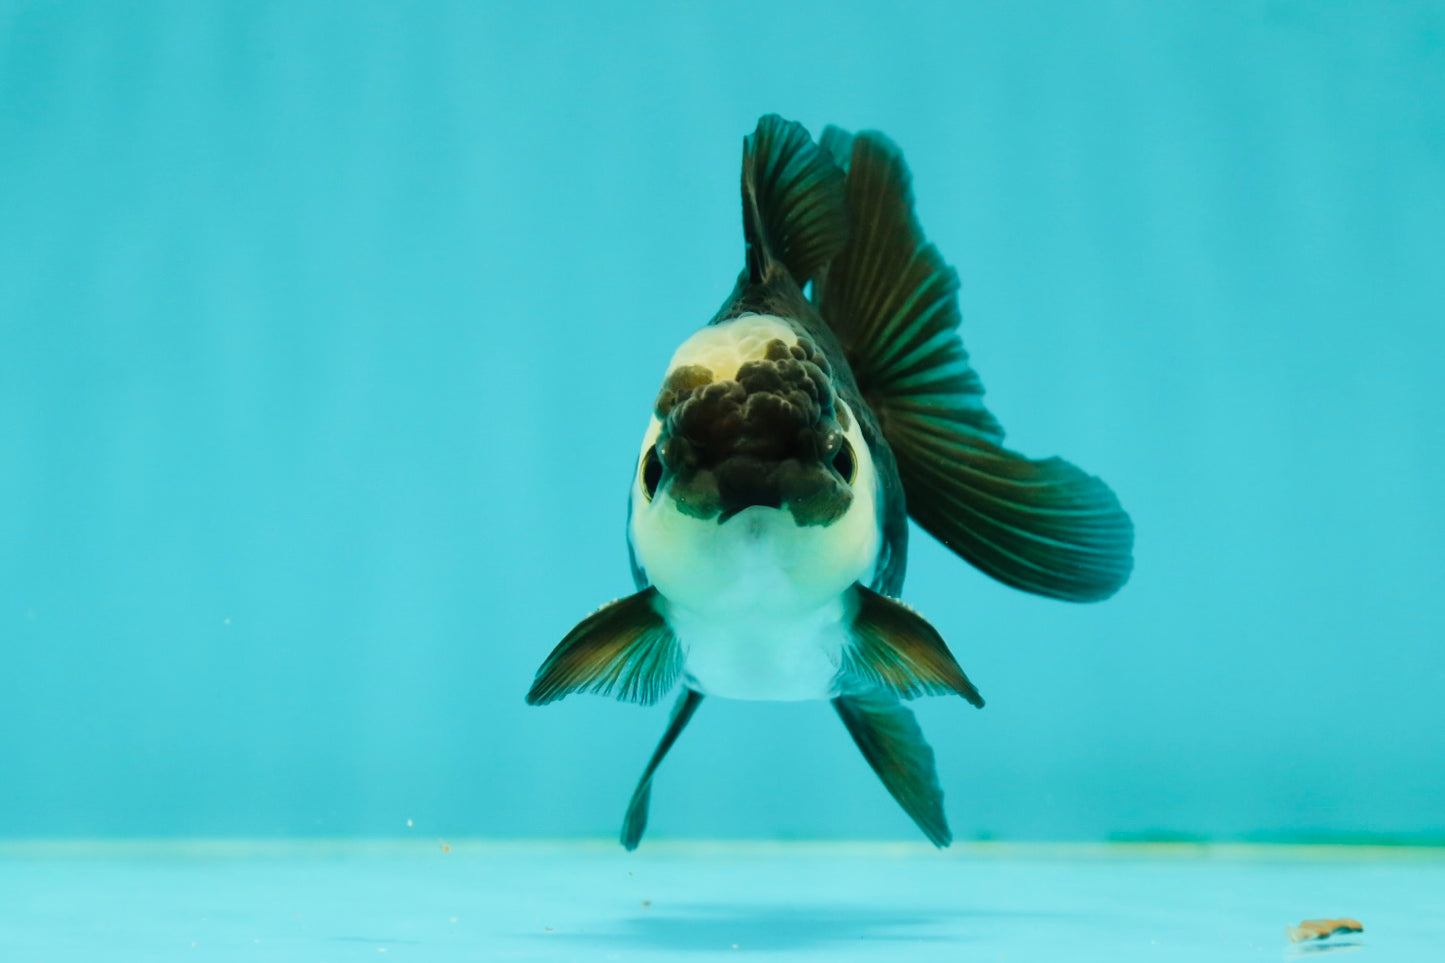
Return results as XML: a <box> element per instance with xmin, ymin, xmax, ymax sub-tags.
<box><xmin>668</xmin><ymin>593</ymin><xmax>850</xmax><ymax>701</ymax></box>
<box><xmin>645</xmin><ymin>506</ymin><xmax>862</xmax><ymax>702</ymax></box>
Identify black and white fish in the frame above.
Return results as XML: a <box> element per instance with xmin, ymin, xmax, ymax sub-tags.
<box><xmin>527</xmin><ymin>116</ymin><xmax>1133</xmax><ymax>849</ymax></box>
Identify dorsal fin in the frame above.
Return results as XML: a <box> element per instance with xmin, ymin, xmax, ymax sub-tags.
<box><xmin>741</xmin><ymin>115</ymin><xmax>847</xmax><ymax>286</ymax></box>
<box><xmin>817</xmin><ymin>128</ymin><xmax>1133</xmax><ymax>602</ymax></box>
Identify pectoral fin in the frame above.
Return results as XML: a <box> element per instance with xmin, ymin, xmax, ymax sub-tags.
<box><xmin>839</xmin><ymin>585</ymin><xmax>984</xmax><ymax>707</ymax></box>
<box><xmin>621</xmin><ymin>688</ymin><xmax>704</xmax><ymax>851</ymax></box>
<box><xmin>835</xmin><ymin>690</ymin><xmax>951</xmax><ymax>847</ymax></box>
<box><xmin>526</xmin><ymin>588</ymin><xmax>681</xmax><ymax>706</ymax></box>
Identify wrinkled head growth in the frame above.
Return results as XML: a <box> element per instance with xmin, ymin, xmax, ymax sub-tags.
<box><xmin>628</xmin><ymin>313</ymin><xmax>882</xmax><ymax>616</ymax></box>
<box><xmin>649</xmin><ymin>323</ymin><xmax>855</xmax><ymax>525</ymax></box>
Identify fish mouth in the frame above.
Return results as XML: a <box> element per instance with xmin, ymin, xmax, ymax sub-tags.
<box><xmin>718</xmin><ymin>505</ymin><xmax>771</xmax><ymax>524</ymax></box>
<box><xmin>717</xmin><ymin>495</ymin><xmax>780</xmax><ymax>525</ymax></box>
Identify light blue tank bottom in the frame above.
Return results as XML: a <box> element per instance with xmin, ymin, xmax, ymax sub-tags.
<box><xmin>3</xmin><ymin>840</ymin><xmax>1440</xmax><ymax>961</ymax></box>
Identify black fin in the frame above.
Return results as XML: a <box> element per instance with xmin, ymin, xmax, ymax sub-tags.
<box><xmin>526</xmin><ymin>588</ymin><xmax>681</xmax><ymax>706</ymax></box>
<box><xmin>840</xmin><ymin>584</ymin><xmax>984</xmax><ymax>707</ymax></box>
<box><xmin>834</xmin><ymin>690</ymin><xmax>951</xmax><ymax>847</ymax></box>
<box><xmin>741</xmin><ymin>115</ymin><xmax>847</xmax><ymax>286</ymax></box>
<box><xmin>818</xmin><ymin>125</ymin><xmax>854</xmax><ymax>173</ymax></box>
<box><xmin>817</xmin><ymin>129</ymin><xmax>1133</xmax><ymax>602</ymax></box>
<box><xmin>620</xmin><ymin>688</ymin><xmax>704</xmax><ymax>851</ymax></box>
<box><xmin>892</xmin><ymin>427</ymin><xmax>1134</xmax><ymax>602</ymax></box>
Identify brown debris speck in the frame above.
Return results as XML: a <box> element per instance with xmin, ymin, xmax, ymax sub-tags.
<box><xmin>1286</xmin><ymin>918</ymin><xmax>1364</xmax><ymax>943</ymax></box>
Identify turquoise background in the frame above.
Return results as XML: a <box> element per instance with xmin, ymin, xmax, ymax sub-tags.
<box><xmin>2</xmin><ymin>1</ymin><xmax>1441</xmax><ymax>844</ymax></box>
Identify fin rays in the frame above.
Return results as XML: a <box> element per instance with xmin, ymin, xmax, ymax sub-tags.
<box><xmin>525</xmin><ymin>588</ymin><xmax>682</xmax><ymax>706</ymax></box>
<box><xmin>834</xmin><ymin>691</ymin><xmax>951</xmax><ymax>848</ymax></box>
<box><xmin>621</xmin><ymin>689</ymin><xmax>704</xmax><ymax>850</ymax></box>
<box><xmin>841</xmin><ymin>584</ymin><xmax>984</xmax><ymax>706</ymax></box>
<box><xmin>816</xmin><ymin>126</ymin><xmax>1132</xmax><ymax>601</ymax></box>
<box><xmin>893</xmin><ymin>427</ymin><xmax>1134</xmax><ymax>600</ymax></box>
<box><xmin>741</xmin><ymin>116</ymin><xmax>847</xmax><ymax>286</ymax></box>
<box><xmin>817</xmin><ymin>131</ymin><xmax>1004</xmax><ymax>447</ymax></box>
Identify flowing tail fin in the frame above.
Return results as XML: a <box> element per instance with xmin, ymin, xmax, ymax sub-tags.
<box><xmin>816</xmin><ymin>127</ymin><xmax>1133</xmax><ymax>602</ymax></box>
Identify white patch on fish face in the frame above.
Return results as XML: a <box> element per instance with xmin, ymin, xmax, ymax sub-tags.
<box><xmin>665</xmin><ymin>313</ymin><xmax>799</xmax><ymax>382</ymax></box>
<box><xmin>629</xmin><ymin>352</ymin><xmax>881</xmax><ymax>700</ymax></box>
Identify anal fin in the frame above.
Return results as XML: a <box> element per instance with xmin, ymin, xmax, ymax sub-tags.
<box><xmin>621</xmin><ymin>688</ymin><xmax>704</xmax><ymax>850</ymax></box>
<box><xmin>834</xmin><ymin>691</ymin><xmax>951</xmax><ymax>847</ymax></box>
<box><xmin>526</xmin><ymin>588</ymin><xmax>681</xmax><ymax>706</ymax></box>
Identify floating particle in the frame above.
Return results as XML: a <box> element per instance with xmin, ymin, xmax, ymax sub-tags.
<box><xmin>544</xmin><ymin>926</ymin><xmax>554</xmax><ymax>934</ymax></box>
<box><xmin>1286</xmin><ymin>919</ymin><xmax>1364</xmax><ymax>943</ymax></box>
<box><xmin>440</xmin><ymin>841</ymin><xmax>451</xmax><ymax>853</ymax></box>
<box><xmin>449</xmin><ymin>917</ymin><xmax>458</xmax><ymax>924</ymax></box>
<box><xmin>641</xmin><ymin>900</ymin><xmax>651</xmax><ymax>908</ymax></box>
<box><xmin>405</xmin><ymin>819</ymin><xmax>413</xmax><ymax>828</ymax></box>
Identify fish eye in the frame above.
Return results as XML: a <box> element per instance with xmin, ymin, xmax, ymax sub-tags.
<box><xmin>832</xmin><ymin>438</ymin><xmax>856</xmax><ymax>484</ymax></box>
<box><xmin>640</xmin><ymin>445</ymin><xmax>664</xmax><ymax>501</ymax></box>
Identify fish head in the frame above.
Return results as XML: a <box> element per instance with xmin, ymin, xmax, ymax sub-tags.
<box><xmin>628</xmin><ymin>314</ymin><xmax>881</xmax><ymax>607</ymax></box>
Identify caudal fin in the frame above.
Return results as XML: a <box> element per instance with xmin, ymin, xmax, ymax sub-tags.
<box><xmin>816</xmin><ymin>128</ymin><xmax>1133</xmax><ymax>602</ymax></box>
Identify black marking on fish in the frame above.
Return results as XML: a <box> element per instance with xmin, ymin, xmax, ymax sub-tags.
<box><xmin>656</xmin><ymin>336</ymin><xmax>852</xmax><ymax>525</ymax></box>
